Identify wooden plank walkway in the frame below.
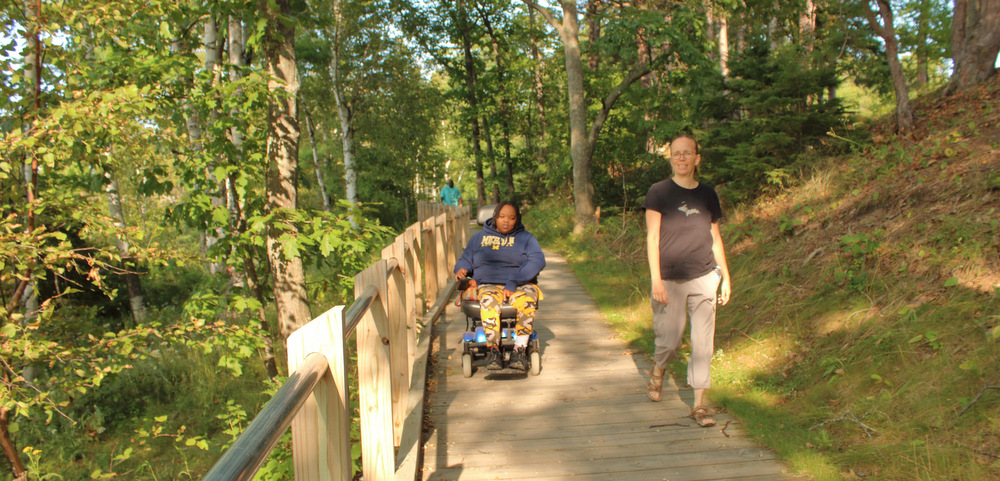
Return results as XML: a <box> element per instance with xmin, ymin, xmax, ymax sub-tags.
<box><xmin>420</xmin><ymin>250</ymin><xmax>806</xmax><ymax>481</ymax></box>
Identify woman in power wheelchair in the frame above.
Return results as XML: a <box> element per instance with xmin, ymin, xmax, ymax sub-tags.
<box><xmin>453</xmin><ymin>201</ymin><xmax>545</xmax><ymax>375</ymax></box>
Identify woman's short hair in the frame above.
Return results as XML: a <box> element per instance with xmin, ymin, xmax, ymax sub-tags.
<box><xmin>493</xmin><ymin>201</ymin><xmax>521</xmax><ymax>223</ymax></box>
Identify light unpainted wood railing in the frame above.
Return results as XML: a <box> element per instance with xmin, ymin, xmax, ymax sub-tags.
<box><xmin>202</xmin><ymin>201</ymin><xmax>470</xmax><ymax>481</ymax></box>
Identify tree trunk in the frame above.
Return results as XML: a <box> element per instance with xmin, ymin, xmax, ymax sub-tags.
<box><xmin>525</xmin><ymin>0</ymin><xmax>651</xmax><ymax>233</ymax></box>
<box><xmin>260</xmin><ymin>0</ymin><xmax>312</xmax><ymax>339</ymax></box>
<box><xmin>529</xmin><ymin>9</ymin><xmax>550</xmax><ymax>168</ymax></box>
<box><xmin>478</xmin><ymin>9</ymin><xmax>517</xmax><ymax>199</ymax></box>
<box><xmin>201</xmin><ymin>16</ymin><xmax>227</xmax><ymax>276</ymax></box>
<box><xmin>718</xmin><ymin>10</ymin><xmax>730</xmax><ymax>78</ymax></box>
<box><xmin>482</xmin><ymin>116</ymin><xmax>501</xmax><ymax>203</ymax></box>
<box><xmin>304</xmin><ymin>111</ymin><xmax>330</xmax><ymax>211</ymax></box>
<box><xmin>554</xmin><ymin>0</ymin><xmax>596</xmax><ymax>233</ymax></box>
<box><xmin>458</xmin><ymin>0</ymin><xmax>487</xmax><ymax>207</ymax></box>
<box><xmin>587</xmin><ymin>0</ymin><xmax>601</xmax><ymax>71</ymax></box>
<box><xmin>916</xmin><ymin>4</ymin><xmax>929</xmax><ymax>86</ymax></box>
<box><xmin>865</xmin><ymin>0</ymin><xmax>914</xmax><ymax>132</ymax></box>
<box><xmin>336</xmin><ymin>99</ymin><xmax>357</xmax><ymax>208</ymax></box>
<box><xmin>105</xmin><ymin>172</ymin><xmax>147</xmax><ymax>324</ymax></box>
<box><xmin>948</xmin><ymin>0</ymin><xmax>1000</xmax><ymax>91</ymax></box>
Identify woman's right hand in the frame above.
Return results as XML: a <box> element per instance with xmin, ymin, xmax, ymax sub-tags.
<box><xmin>651</xmin><ymin>279</ymin><xmax>668</xmax><ymax>305</ymax></box>
<box><xmin>455</xmin><ymin>268</ymin><xmax>468</xmax><ymax>280</ymax></box>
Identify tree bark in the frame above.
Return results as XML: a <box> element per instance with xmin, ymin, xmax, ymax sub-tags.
<box><xmin>304</xmin><ymin>110</ymin><xmax>330</xmax><ymax>211</ymax></box>
<box><xmin>525</xmin><ymin>0</ymin><xmax>595</xmax><ymax>233</ymax></box>
<box><xmin>525</xmin><ymin>0</ymin><xmax>652</xmax><ymax>233</ymax></box>
<box><xmin>587</xmin><ymin>0</ymin><xmax>601</xmax><ymax>71</ymax></box>
<box><xmin>457</xmin><ymin>0</ymin><xmax>487</xmax><ymax>207</ymax></box>
<box><xmin>482</xmin><ymin>116</ymin><xmax>500</xmax><ymax>203</ymax></box>
<box><xmin>718</xmin><ymin>9</ymin><xmax>730</xmax><ymax>78</ymax></box>
<box><xmin>260</xmin><ymin>0</ymin><xmax>312</xmax><ymax>338</ymax></box>
<box><xmin>948</xmin><ymin>0</ymin><xmax>1000</xmax><ymax>91</ymax></box>
<box><xmin>105</xmin><ymin>172</ymin><xmax>147</xmax><ymax>324</ymax></box>
<box><xmin>865</xmin><ymin>0</ymin><xmax>914</xmax><ymax>132</ymax></box>
<box><xmin>916</xmin><ymin>4</ymin><xmax>929</xmax><ymax>86</ymax></box>
<box><xmin>528</xmin><ymin>9</ymin><xmax>549</xmax><ymax>167</ymax></box>
<box><xmin>329</xmin><ymin>0</ymin><xmax>359</xmax><ymax>214</ymax></box>
<box><xmin>478</xmin><ymin>8</ymin><xmax>517</xmax><ymax>199</ymax></box>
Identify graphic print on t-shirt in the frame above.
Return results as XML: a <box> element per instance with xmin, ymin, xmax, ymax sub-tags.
<box><xmin>677</xmin><ymin>202</ymin><xmax>701</xmax><ymax>217</ymax></box>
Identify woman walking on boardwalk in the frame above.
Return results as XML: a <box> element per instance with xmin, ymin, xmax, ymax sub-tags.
<box><xmin>642</xmin><ymin>134</ymin><xmax>732</xmax><ymax>427</ymax></box>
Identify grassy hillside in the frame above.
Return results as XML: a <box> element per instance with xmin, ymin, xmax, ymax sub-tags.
<box><xmin>526</xmin><ymin>76</ymin><xmax>1000</xmax><ymax>481</ymax></box>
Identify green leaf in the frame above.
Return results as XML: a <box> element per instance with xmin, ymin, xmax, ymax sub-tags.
<box><xmin>959</xmin><ymin>360</ymin><xmax>976</xmax><ymax>370</ymax></box>
<box><xmin>1</xmin><ymin>324</ymin><xmax>16</xmax><ymax>337</ymax></box>
<box><xmin>155</xmin><ymin>415</ymin><xmax>168</xmax><ymax>422</ymax></box>
<box><xmin>908</xmin><ymin>335</ymin><xmax>923</xmax><ymax>344</ymax></box>
<box><xmin>943</xmin><ymin>277</ymin><xmax>959</xmax><ymax>287</ymax></box>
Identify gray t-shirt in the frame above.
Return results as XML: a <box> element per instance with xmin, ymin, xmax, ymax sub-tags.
<box><xmin>641</xmin><ymin>179</ymin><xmax>722</xmax><ymax>280</ymax></box>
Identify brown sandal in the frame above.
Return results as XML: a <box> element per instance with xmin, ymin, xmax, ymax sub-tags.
<box><xmin>646</xmin><ymin>367</ymin><xmax>664</xmax><ymax>402</ymax></box>
<box><xmin>690</xmin><ymin>406</ymin><xmax>716</xmax><ymax>427</ymax></box>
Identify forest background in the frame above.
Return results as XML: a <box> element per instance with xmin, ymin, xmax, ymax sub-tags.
<box><xmin>1</xmin><ymin>0</ymin><xmax>998</xmax><ymax>479</ymax></box>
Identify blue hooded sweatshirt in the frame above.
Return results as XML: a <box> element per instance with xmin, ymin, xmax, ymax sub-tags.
<box><xmin>454</xmin><ymin>217</ymin><xmax>546</xmax><ymax>292</ymax></box>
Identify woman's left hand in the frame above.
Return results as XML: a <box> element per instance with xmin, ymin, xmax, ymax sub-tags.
<box><xmin>718</xmin><ymin>279</ymin><xmax>731</xmax><ymax>306</ymax></box>
<box><xmin>503</xmin><ymin>288</ymin><xmax>515</xmax><ymax>300</ymax></box>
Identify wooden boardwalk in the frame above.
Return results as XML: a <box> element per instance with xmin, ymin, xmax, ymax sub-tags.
<box><xmin>420</xmin><ymin>251</ymin><xmax>805</xmax><ymax>481</ymax></box>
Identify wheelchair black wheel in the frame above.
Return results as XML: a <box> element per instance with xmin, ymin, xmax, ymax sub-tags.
<box><xmin>529</xmin><ymin>350</ymin><xmax>541</xmax><ymax>375</ymax></box>
<box><xmin>461</xmin><ymin>353</ymin><xmax>473</xmax><ymax>378</ymax></box>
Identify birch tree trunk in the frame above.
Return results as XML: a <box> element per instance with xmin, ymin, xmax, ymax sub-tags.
<box><xmin>3</xmin><ymin>0</ymin><xmax>41</xmax><ymax>475</ymax></box>
<box><xmin>105</xmin><ymin>172</ymin><xmax>147</xmax><ymax>324</ymax></box>
<box><xmin>202</xmin><ymin>16</ymin><xmax>228</xmax><ymax>275</ymax></box>
<box><xmin>865</xmin><ymin>0</ymin><xmax>914</xmax><ymax>132</ymax></box>
<box><xmin>304</xmin><ymin>111</ymin><xmax>331</xmax><ymax>211</ymax></box>
<box><xmin>260</xmin><ymin>0</ymin><xmax>312</xmax><ymax>338</ymax></box>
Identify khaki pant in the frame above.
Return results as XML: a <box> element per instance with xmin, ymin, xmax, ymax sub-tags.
<box><xmin>651</xmin><ymin>269</ymin><xmax>720</xmax><ymax>390</ymax></box>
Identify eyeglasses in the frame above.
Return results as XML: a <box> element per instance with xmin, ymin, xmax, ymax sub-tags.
<box><xmin>671</xmin><ymin>150</ymin><xmax>697</xmax><ymax>159</ymax></box>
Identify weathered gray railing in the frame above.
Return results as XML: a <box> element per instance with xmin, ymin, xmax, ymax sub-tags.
<box><xmin>203</xmin><ymin>201</ymin><xmax>469</xmax><ymax>481</ymax></box>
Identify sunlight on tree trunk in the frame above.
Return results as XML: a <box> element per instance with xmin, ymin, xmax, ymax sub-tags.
<box><xmin>261</xmin><ymin>0</ymin><xmax>312</xmax><ymax>338</ymax></box>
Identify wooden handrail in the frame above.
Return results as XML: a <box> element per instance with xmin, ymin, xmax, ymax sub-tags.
<box><xmin>202</xmin><ymin>353</ymin><xmax>329</xmax><ymax>481</ymax></box>
<box><xmin>344</xmin><ymin>284</ymin><xmax>378</xmax><ymax>336</ymax></box>
<box><xmin>202</xmin><ymin>201</ymin><xmax>468</xmax><ymax>481</ymax></box>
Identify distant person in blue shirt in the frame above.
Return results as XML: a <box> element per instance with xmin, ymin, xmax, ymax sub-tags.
<box><xmin>440</xmin><ymin>180</ymin><xmax>463</xmax><ymax>206</ymax></box>
<box><xmin>454</xmin><ymin>201</ymin><xmax>545</xmax><ymax>371</ymax></box>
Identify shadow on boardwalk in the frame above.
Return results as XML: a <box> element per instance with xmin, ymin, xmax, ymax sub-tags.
<box><xmin>421</xmin><ymin>250</ymin><xmax>806</xmax><ymax>481</ymax></box>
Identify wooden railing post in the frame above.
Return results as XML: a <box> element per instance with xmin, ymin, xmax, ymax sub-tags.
<box><xmin>287</xmin><ymin>307</ymin><xmax>351</xmax><ymax>481</ymax></box>
<box><xmin>434</xmin><ymin>212</ymin><xmax>447</xmax><ymax>293</ymax></box>
<box><xmin>354</xmin><ymin>261</ymin><xmax>395</xmax><ymax>481</ymax></box>
<box><xmin>422</xmin><ymin>217</ymin><xmax>438</xmax><ymax>306</ymax></box>
<box><xmin>380</xmin><ymin>241</ymin><xmax>410</xmax><ymax>446</ymax></box>
<box><xmin>403</xmin><ymin>226</ymin><xmax>420</xmax><ymax>368</ymax></box>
